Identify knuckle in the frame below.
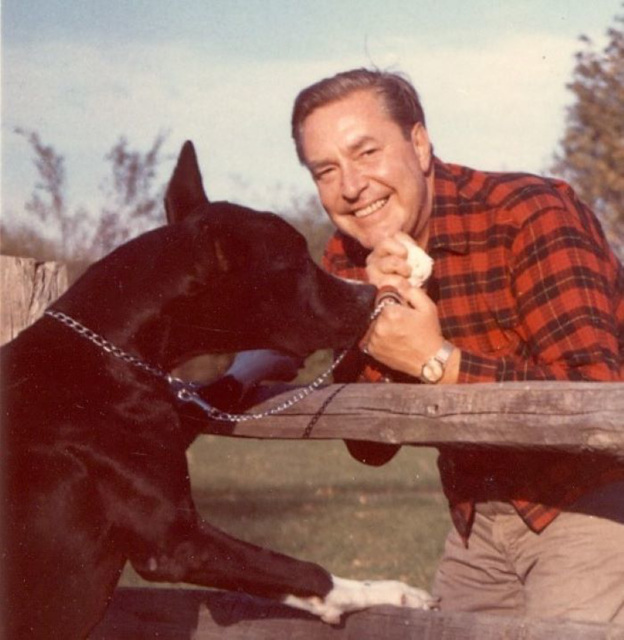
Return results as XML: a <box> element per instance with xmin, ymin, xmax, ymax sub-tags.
<box><xmin>384</xmin><ymin>305</ymin><xmax>403</xmax><ymax>321</ymax></box>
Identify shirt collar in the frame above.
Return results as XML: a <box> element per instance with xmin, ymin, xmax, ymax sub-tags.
<box><xmin>427</xmin><ymin>157</ymin><xmax>470</xmax><ymax>255</ymax></box>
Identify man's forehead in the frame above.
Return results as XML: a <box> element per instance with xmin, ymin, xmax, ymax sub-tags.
<box><xmin>304</xmin><ymin>132</ymin><xmax>377</xmax><ymax>169</ymax></box>
<box><xmin>302</xmin><ymin>103</ymin><xmax>401</xmax><ymax>165</ymax></box>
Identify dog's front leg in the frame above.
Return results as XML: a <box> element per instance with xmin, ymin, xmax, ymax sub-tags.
<box><xmin>128</xmin><ymin>514</ymin><xmax>436</xmax><ymax>624</ymax></box>
<box><xmin>129</xmin><ymin>518</ymin><xmax>334</xmax><ymax>603</ymax></box>
<box><xmin>283</xmin><ymin>575</ymin><xmax>438</xmax><ymax>624</ymax></box>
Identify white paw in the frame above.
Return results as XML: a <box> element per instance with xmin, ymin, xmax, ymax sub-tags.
<box><xmin>330</xmin><ymin>576</ymin><xmax>438</xmax><ymax>612</ymax></box>
<box><xmin>397</xmin><ymin>236</ymin><xmax>433</xmax><ymax>288</ymax></box>
<box><xmin>282</xmin><ymin>594</ymin><xmax>343</xmax><ymax>625</ymax></box>
<box><xmin>282</xmin><ymin>575</ymin><xmax>438</xmax><ymax>625</ymax></box>
<box><xmin>360</xmin><ymin>579</ymin><xmax>439</xmax><ymax>610</ymax></box>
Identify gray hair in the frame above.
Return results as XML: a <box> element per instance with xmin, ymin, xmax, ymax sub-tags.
<box><xmin>291</xmin><ymin>68</ymin><xmax>426</xmax><ymax>164</ymax></box>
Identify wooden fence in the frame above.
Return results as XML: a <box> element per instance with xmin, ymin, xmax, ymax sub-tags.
<box><xmin>197</xmin><ymin>379</ymin><xmax>624</xmax><ymax>456</ymax></box>
<box><xmin>0</xmin><ymin>254</ymin><xmax>68</xmax><ymax>346</ymax></box>
<box><xmin>90</xmin><ymin>587</ymin><xmax>624</xmax><ymax>639</ymax></box>
<box><xmin>3</xmin><ymin>257</ymin><xmax>624</xmax><ymax>639</ymax></box>
<box><xmin>89</xmin><ymin>380</ymin><xmax>623</xmax><ymax>638</ymax></box>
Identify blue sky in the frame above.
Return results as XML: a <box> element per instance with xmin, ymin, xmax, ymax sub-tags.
<box><xmin>2</xmin><ymin>0</ymin><xmax>621</xmax><ymax>235</ymax></box>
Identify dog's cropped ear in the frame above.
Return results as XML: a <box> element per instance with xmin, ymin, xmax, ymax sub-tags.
<box><xmin>165</xmin><ymin>141</ymin><xmax>210</xmax><ymax>224</ymax></box>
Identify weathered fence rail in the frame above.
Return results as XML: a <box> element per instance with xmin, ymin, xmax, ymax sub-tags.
<box><xmin>201</xmin><ymin>381</ymin><xmax>624</xmax><ymax>455</ymax></box>
<box><xmin>4</xmin><ymin>256</ymin><xmax>624</xmax><ymax>639</ymax></box>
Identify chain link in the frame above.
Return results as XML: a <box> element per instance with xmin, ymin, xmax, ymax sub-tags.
<box><xmin>44</xmin><ymin>310</ymin><xmax>187</xmax><ymax>386</ymax></box>
<box><xmin>174</xmin><ymin>349</ymin><xmax>348</xmax><ymax>422</ymax></box>
<box><xmin>45</xmin><ymin>293</ymin><xmax>398</xmax><ymax>423</ymax></box>
<box><xmin>368</xmin><ymin>295</ymin><xmax>402</xmax><ymax>322</ymax></box>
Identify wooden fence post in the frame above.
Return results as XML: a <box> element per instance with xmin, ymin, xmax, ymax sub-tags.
<box><xmin>0</xmin><ymin>255</ymin><xmax>68</xmax><ymax>346</ymax></box>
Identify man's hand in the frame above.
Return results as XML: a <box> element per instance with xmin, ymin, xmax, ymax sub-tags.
<box><xmin>365</xmin><ymin>232</ymin><xmax>432</xmax><ymax>294</ymax></box>
<box><xmin>362</xmin><ymin>235</ymin><xmax>460</xmax><ymax>383</ymax></box>
<box><xmin>363</xmin><ymin>287</ymin><xmax>445</xmax><ymax>378</ymax></box>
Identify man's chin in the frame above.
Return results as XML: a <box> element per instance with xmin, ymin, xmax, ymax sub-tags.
<box><xmin>336</xmin><ymin>216</ymin><xmax>403</xmax><ymax>249</ymax></box>
<box><xmin>356</xmin><ymin>227</ymin><xmax>402</xmax><ymax>250</ymax></box>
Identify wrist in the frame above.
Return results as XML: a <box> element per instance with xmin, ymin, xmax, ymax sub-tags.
<box><xmin>419</xmin><ymin>340</ymin><xmax>457</xmax><ymax>384</ymax></box>
<box><xmin>440</xmin><ymin>344</ymin><xmax>460</xmax><ymax>384</ymax></box>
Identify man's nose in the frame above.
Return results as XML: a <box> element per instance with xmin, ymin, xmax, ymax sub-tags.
<box><xmin>341</xmin><ymin>163</ymin><xmax>368</xmax><ymax>201</ymax></box>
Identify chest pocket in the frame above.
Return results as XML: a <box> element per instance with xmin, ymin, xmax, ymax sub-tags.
<box><xmin>435</xmin><ymin>250</ymin><xmax>526</xmax><ymax>358</ymax></box>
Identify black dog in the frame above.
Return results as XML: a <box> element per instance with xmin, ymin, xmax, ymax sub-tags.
<box><xmin>2</xmin><ymin>141</ymin><xmax>434</xmax><ymax>639</ymax></box>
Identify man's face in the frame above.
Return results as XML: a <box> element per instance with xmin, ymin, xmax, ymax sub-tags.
<box><xmin>300</xmin><ymin>90</ymin><xmax>433</xmax><ymax>250</ymax></box>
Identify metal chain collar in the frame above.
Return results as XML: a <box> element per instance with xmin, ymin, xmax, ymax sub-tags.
<box><xmin>45</xmin><ymin>310</ymin><xmax>184</xmax><ymax>384</ymax></box>
<box><xmin>45</xmin><ymin>293</ymin><xmax>400</xmax><ymax>423</ymax></box>
<box><xmin>174</xmin><ymin>350</ymin><xmax>348</xmax><ymax>422</ymax></box>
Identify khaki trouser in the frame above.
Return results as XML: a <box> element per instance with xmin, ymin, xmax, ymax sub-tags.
<box><xmin>432</xmin><ymin>482</ymin><xmax>624</xmax><ymax>624</ymax></box>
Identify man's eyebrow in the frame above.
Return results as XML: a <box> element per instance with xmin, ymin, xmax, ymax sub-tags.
<box><xmin>346</xmin><ymin>135</ymin><xmax>378</xmax><ymax>153</ymax></box>
<box><xmin>307</xmin><ymin>135</ymin><xmax>379</xmax><ymax>171</ymax></box>
<box><xmin>307</xmin><ymin>158</ymin><xmax>332</xmax><ymax>174</ymax></box>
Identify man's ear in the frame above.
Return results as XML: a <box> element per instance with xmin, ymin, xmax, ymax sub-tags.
<box><xmin>164</xmin><ymin>141</ymin><xmax>210</xmax><ymax>224</ymax></box>
<box><xmin>411</xmin><ymin>123</ymin><xmax>433</xmax><ymax>176</ymax></box>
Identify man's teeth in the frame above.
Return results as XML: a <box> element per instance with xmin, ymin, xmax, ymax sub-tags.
<box><xmin>354</xmin><ymin>198</ymin><xmax>388</xmax><ymax>218</ymax></box>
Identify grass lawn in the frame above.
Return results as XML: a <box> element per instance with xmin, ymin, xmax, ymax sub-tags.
<box><xmin>120</xmin><ymin>436</ymin><xmax>451</xmax><ymax>592</ymax></box>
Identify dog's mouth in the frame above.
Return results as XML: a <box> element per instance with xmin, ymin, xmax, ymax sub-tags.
<box><xmin>168</xmin><ymin>324</ymin><xmax>314</xmax><ymax>368</ymax></box>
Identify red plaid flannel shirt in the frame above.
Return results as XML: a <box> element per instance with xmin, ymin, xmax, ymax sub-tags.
<box><xmin>323</xmin><ymin>158</ymin><xmax>624</xmax><ymax>542</ymax></box>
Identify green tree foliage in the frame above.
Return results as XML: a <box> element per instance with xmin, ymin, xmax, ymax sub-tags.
<box><xmin>551</xmin><ymin>9</ymin><xmax>624</xmax><ymax>258</ymax></box>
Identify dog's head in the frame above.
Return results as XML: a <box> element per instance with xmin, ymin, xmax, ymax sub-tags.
<box><xmin>161</xmin><ymin>141</ymin><xmax>376</xmax><ymax>363</ymax></box>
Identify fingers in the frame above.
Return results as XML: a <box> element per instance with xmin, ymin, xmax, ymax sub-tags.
<box><xmin>358</xmin><ymin>302</ymin><xmax>408</xmax><ymax>359</ymax></box>
<box><xmin>365</xmin><ymin>233</ymin><xmax>432</xmax><ymax>292</ymax></box>
<box><xmin>402</xmin><ymin>285</ymin><xmax>436</xmax><ymax>312</ymax></box>
<box><xmin>376</xmin><ymin>254</ymin><xmax>412</xmax><ymax>278</ymax></box>
<box><xmin>358</xmin><ymin>288</ymin><xmax>443</xmax><ymax>377</ymax></box>
<box><xmin>365</xmin><ymin>236</ymin><xmax>411</xmax><ymax>288</ymax></box>
<box><xmin>366</xmin><ymin>253</ymin><xmax>411</xmax><ymax>282</ymax></box>
<box><xmin>371</xmin><ymin>234</ymin><xmax>410</xmax><ymax>259</ymax></box>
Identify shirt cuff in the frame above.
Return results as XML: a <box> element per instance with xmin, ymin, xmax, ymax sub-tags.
<box><xmin>457</xmin><ymin>349</ymin><xmax>504</xmax><ymax>383</ymax></box>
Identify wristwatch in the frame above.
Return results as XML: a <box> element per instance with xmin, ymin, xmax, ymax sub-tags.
<box><xmin>420</xmin><ymin>341</ymin><xmax>454</xmax><ymax>384</ymax></box>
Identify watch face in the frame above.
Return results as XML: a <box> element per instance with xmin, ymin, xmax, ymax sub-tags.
<box><xmin>422</xmin><ymin>360</ymin><xmax>443</xmax><ymax>383</ymax></box>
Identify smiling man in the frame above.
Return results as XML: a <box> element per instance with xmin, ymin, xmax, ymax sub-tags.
<box><xmin>300</xmin><ymin>88</ymin><xmax>433</xmax><ymax>251</ymax></box>
<box><xmin>291</xmin><ymin>68</ymin><xmax>624</xmax><ymax>624</ymax></box>
<box><xmin>294</xmin><ymin>75</ymin><xmax>458</xmax><ymax>384</ymax></box>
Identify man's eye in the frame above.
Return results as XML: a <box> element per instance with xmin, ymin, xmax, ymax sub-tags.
<box><xmin>361</xmin><ymin>148</ymin><xmax>378</xmax><ymax>158</ymax></box>
<box><xmin>315</xmin><ymin>167</ymin><xmax>334</xmax><ymax>181</ymax></box>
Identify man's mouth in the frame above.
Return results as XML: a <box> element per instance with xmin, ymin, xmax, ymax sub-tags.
<box><xmin>353</xmin><ymin>197</ymin><xmax>389</xmax><ymax>219</ymax></box>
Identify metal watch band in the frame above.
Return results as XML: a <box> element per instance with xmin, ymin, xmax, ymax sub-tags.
<box><xmin>420</xmin><ymin>340</ymin><xmax>454</xmax><ymax>384</ymax></box>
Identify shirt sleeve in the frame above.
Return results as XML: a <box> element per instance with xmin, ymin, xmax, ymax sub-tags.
<box><xmin>457</xmin><ymin>201</ymin><xmax>623</xmax><ymax>383</ymax></box>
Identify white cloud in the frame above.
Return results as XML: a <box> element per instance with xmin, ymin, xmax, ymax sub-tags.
<box><xmin>389</xmin><ymin>31</ymin><xmax>580</xmax><ymax>173</ymax></box>
<box><xmin>3</xmin><ymin>30</ymin><xmax>583</xmax><ymax>222</ymax></box>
